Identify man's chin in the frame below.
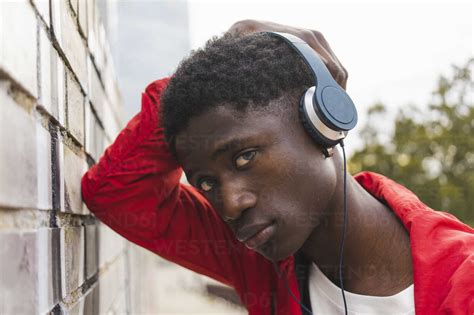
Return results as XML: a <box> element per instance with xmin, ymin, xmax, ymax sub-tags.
<box><xmin>256</xmin><ymin>242</ymin><xmax>292</xmax><ymax>263</ymax></box>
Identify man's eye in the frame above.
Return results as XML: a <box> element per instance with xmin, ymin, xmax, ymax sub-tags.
<box><xmin>235</xmin><ymin>150</ymin><xmax>257</xmax><ymax>168</ymax></box>
<box><xmin>198</xmin><ymin>178</ymin><xmax>215</xmax><ymax>192</ymax></box>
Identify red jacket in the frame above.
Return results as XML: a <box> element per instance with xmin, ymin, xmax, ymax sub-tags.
<box><xmin>81</xmin><ymin>78</ymin><xmax>474</xmax><ymax>314</ymax></box>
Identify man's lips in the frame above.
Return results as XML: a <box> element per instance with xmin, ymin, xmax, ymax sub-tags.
<box><xmin>236</xmin><ymin>222</ymin><xmax>276</xmax><ymax>249</ymax></box>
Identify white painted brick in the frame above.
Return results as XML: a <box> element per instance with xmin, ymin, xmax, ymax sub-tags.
<box><xmin>60</xmin><ymin>226</ymin><xmax>85</xmax><ymax>297</ymax></box>
<box><xmin>38</xmin><ymin>26</ymin><xmax>67</xmax><ymax>128</ymax></box>
<box><xmin>104</xmin><ymin>136</ymin><xmax>112</xmax><ymax>148</ymax></box>
<box><xmin>51</xmin><ymin>0</ymin><xmax>87</xmax><ymax>91</ymax></box>
<box><xmin>64</xmin><ymin>296</ymin><xmax>85</xmax><ymax>315</ymax></box>
<box><xmin>32</xmin><ymin>0</ymin><xmax>50</xmax><ymax>27</ymax></box>
<box><xmin>83</xmin><ymin>260</ymin><xmax>122</xmax><ymax>315</ymax></box>
<box><xmin>78</xmin><ymin>0</ymin><xmax>87</xmax><ymax>37</ymax></box>
<box><xmin>86</xmin><ymin>0</ymin><xmax>94</xmax><ymax>41</ymax></box>
<box><xmin>66</xmin><ymin>70</ymin><xmax>85</xmax><ymax>143</ymax></box>
<box><xmin>88</xmin><ymin>1</ymin><xmax>104</xmax><ymax>72</ymax></box>
<box><xmin>57</xmin><ymin>53</ymin><xmax>66</xmax><ymax>126</ymax></box>
<box><xmin>128</xmin><ymin>245</ymin><xmax>164</xmax><ymax>313</ymax></box>
<box><xmin>51</xmin><ymin>0</ymin><xmax>62</xmax><ymax>44</ymax></box>
<box><xmin>98</xmin><ymin>222</ymin><xmax>125</xmax><ymax>269</ymax></box>
<box><xmin>102</xmin><ymin>99</ymin><xmax>121</xmax><ymax>141</ymax></box>
<box><xmin>37</xmin><ymin>228</ymin><xmax>61</xmax><ymax>313</ymax></box>
<box><xmin>0</xmin><ymin>83</ymin><xmax>49</xmax><ymax>209</ymax></box>
<box><xmin>0</xmin><ymin>228</ymin><xmax>60</xmax><ymax>314</ymax></box>
<box><xmin>57</xmin><ymin>138</ymin><xmax>66</xmax><ymax>212</ymax></box>
<box><xmin>103</xmin><ymin>62</ymin><xmax>124</xmax><ymax>125</ymax></box>
<box><xmin>38</xmin><ymin>26</ymin><xmax>53</xmax><ymax>115</ymax></box>
<box><xmin>0</xmin><ymin>231</ymin><xmax>37</xmax><ymax>314</ymax></box>
<box><xmin>98</xmin><ymin>257</ymin><xmax>122</xmax><ymax>314</ymax></box>
<box><xmin>87</xmin><ymin>25</ymin><xmax>98</xmax><ymax>67</ymax></box>
<box><xmin>108</xmin><ymin>284</ymin><xmax>127</xmax><ymax>314</ymax></box>
<box><xmin>85</xmin><ymin>101</ymin><xmax>106</xmax><ymax>161</ymax></box>
<box><xmin>115</xmin><ymin>254</ymin><xmax>129</xmax><ymax>313</ymax></box>
<box><xmin>69</xmin><ymin>0</ymin><xmax>78</xmax><ymax>15</ymax></box>
<box><xmin>84</xmin><ymin>257</ymin><xmax>126</xmax><ymax>315</ymax></box>
<box><xmin>35</xmin><ymin>122</ymin><xmax>53</xmax><ymax>210</ymax></box>
<box><xmin>97</xmin><ymin>22</ymin><xmax>107</xmax><ymax>71</ymax></box>
<box><xmin>85</xmin><ymin>224</ymin><xmax>98</xmax><ymax>279</ymax></box>
<box><xmin>89</xmin><ymin>60</ymin><xmax>106</xmax><ymax>118</ymax></box>
<box><xmin>63</xmin><ymin>145</ymin><xmax>87</xmax><ymax>214</ymax></box>
<box><xmin>83</xmin><ymin>282</ymin><xmax>99</xmax><ymax>314</ymax></box>
<box><xmin>0</xmin><ymin>0</ymin><xmax>37</xmax><ymax>97</ymax></box>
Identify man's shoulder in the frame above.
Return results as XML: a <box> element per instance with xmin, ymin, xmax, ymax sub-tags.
<box><xmin>354</xmin><ymin>171</ymin><xmax>473</xmax><ymax>233</ymax></box>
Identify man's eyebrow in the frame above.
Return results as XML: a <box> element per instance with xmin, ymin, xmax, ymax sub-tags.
<box><xmin>186</xmin><ymin>135</ymin><xmax>259</xmax><ymax>182</ymax></box>
<box><xmin>211</xmin><ymin>136</ymin><xmax>255</xmax><ymax>160</ymax></box>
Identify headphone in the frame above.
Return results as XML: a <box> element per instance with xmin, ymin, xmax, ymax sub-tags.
<box><xmin>264</xmin><ymin>32</ymin><xmax>358</xmax><ymax>157</ymax></box>
<box><xmin>264</xmin><ymin>31</ymin><xmax>357</xmax><ymax>315</ymax></box>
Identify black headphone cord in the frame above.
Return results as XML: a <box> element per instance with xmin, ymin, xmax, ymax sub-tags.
<box><xmin>339</xmin><ymin>139</ymin><xmax>349</xmax><ymax>315</ymax></box>
<box><xmin>272</xmin><ymin>261</ymin><xmax>313</xmax><ymax>314</ymax></box>
<box><xmin>273</xmin><ymin>140</ymin><xmax>349</xmax><ymax>315</ymax></box>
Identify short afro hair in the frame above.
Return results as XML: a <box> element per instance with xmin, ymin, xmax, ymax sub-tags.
<box><xmin>160</xmin><ymin>31</ymin><xmax>313</xmax><ymax>149</ymax></box>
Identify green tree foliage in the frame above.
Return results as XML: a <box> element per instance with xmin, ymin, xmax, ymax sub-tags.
<box><xmin>350</xmin><ymin>58</ymin><xmax>474</xmax><ymax>226</ymax></box>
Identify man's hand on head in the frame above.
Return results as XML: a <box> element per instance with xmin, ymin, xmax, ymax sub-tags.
<box><xmin>228</xmin><ymin>19</ymin><xmax>348</xmax><ymax>90</ymax></box>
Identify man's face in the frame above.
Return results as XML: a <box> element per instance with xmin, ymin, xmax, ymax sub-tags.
<box><xmin>175</xmin><ymin>99</ymin><xmax>338</xmax><ymax>262</ymax></box>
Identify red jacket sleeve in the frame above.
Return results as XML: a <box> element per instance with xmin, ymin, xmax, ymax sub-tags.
<box><xmin>81</xmin><ymin>78</ymin><xmax>260</xmax><ymax>288</ymax></box>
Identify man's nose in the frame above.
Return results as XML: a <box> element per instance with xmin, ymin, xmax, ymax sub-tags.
<box><xmin>217</xmin><ymin>181</ymin><xmax>257</xmax><ymax>222</ymax></box>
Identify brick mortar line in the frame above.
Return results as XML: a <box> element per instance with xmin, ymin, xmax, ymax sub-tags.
<box><xmin>86</xmin><ymin>98</ymin><xmax>115</xmax><ymax>149</ymax></box>
<box><xmin>28</xmin><ymin>0</ymin><xmax>49</xmax><ymax>32</ymax></box>
<box><xmin>55</xmin><ymin>212</ymin><xmax>96</xmax><ymax>228</ymax></box>
<box><xmin>85</xmin><ymin>150</ymin><xmax>97</xmax><ymax>167</ymax></box>
<box><xmin>87</xmin><ymin>99</ymin><xmax>114</xmax><ymax>146</ymax></box>
<box><xmin>49</xmin><ymin>117</ymin><xmax>60</xmax><ymax>227</ymax></box>
<box><xmin>55</xmin><ymin>272</ymin><xmax>99</xmax><ymax>311</ymax></box>
<box><xmin>0</xmin><ymin>71</ymin><xmax>36</xmax><ymax>110</ymax></box>
<box><xmin>63</xmin><ymin>0</ymin><xmax>88</xmax><ymax>51</ymax></box>
<box><xmin>0</xmin><ymin>209</ymin><xmax>97</xmax><ymax>230</ymax></box>
<box><xmin>0</xmin><ymin>208</ymin><xmax>53</xmax><ymax>230</ymax></box>
<box><xmin>87</xmin><ymin>98</ymin><xmax>105</xmax><ymax>130</ymax></box>
<box><xmin>89</xmin><ymin>58</ymin><xmax>123</xmax><ymax>122</ymax></box>
<box><xmin>36</xmin><ymin>102</ymin><xmax>108</xmax><ymax>164</ymax></box>
<box><xmin>36</xmin><ymin>105</ymin><xmax>87</xmax><ymax>158</ymax></box>
<box><xmin>54</xmin><ymin>250</ymin><xmax>126</xmax><ymax>311</ymax></box>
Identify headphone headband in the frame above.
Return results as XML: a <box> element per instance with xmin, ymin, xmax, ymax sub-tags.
<box><xmin>262</xmin><ymin>31</ymin><xmax>358</xmax><ymax>136</ymax></box>
<box><xmin>266</xmin><ymin>32</ymin><xmax>336</xmax><ymax>89</ymax></box>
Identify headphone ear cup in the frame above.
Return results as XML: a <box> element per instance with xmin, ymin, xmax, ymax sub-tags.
<box><xmin>298</xmin><ymin>93</ymin><xmax>339</xmax><ymax>149</ymax></box>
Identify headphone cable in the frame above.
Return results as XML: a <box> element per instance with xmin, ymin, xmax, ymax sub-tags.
<box><xmin>339</xmin><ymin>140</ymin><xmax>349</xmax><ymax>315</ymax></box>
<box><xmin>272</xmin><ymin>261</ymin><xmax>313</xmax><ymax>314</ymax></box>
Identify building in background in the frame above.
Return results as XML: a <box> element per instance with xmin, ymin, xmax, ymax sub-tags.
<box><xmin>99</xmin><ymin>0</ymin><xmax>191</xmax><ymax>120</ymax></box>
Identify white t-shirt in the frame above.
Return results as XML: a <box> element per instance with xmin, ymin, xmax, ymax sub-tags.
<box><xmin>309</xmin><ymin>262</ymin><xmax>415</xmax><ymax>314</ymax></box>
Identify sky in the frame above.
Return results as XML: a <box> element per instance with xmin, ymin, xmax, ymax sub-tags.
<box><xmin>186</xmin><ymin>0</ymin><xmax>473</xmax><ymax>155</ymax></box>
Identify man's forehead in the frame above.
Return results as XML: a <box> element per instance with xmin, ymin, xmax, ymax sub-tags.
<box><xmin>175</xmin><ymin>126</ymin><xmax>268</xmax><ymax>158</ymax></box>
<box><xmin>175</xmin><ymin>116</ymin><xmax>283</xmax><ymax>166</ymax></box>
<box><xmin>173</xmin><ymin>99</ymin><xmax>297</xmax><ymax>160</ymax></box>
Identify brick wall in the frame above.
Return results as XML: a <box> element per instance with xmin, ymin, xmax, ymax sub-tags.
<box><xmin>0</xmin><ymin>0</ymin><xmax>138</xmax><ymax>313</ymax></box>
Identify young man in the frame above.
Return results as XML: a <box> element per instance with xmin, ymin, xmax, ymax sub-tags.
<box><xmin>81</xmin><ymin>20</ymin><xmax>473</xmax><ymax>314</ymax></box>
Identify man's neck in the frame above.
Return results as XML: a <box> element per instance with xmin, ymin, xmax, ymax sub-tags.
<box><xmin>301</xmin><ymin>173</ymin><xmax>413</xmax><ymax>296</ymax></box>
